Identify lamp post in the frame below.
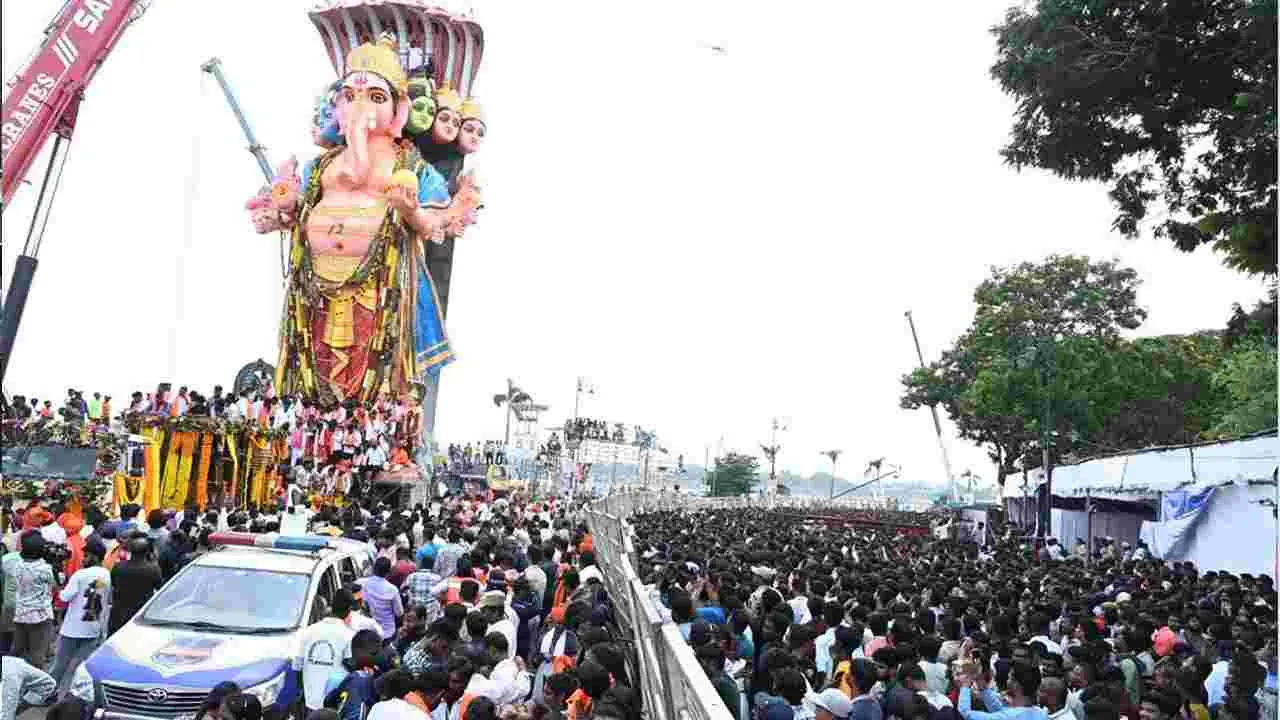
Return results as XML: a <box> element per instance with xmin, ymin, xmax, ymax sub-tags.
<box><xmin>493</xmin><ymin>379</ymin><xmax>532</xmax><ymax>447</ymax></box>
<box><xmin>760</xmin><ymin>417</ymin><xmax>788</xmax><ymax>496</ymax></box>
<box><xmin>1012</xmin><ymin>335</ymin><xmax>1059</xmax><ymax>537</ymax></box>
<box><xmin>822</xmin><ymin>449</ymin><xmax>843</xmax><ymax>499</ymax></box>
<box><xmin>572</xmin><ymin>377</ymin><xmax>594</xmax><ymax>421</ymax></box>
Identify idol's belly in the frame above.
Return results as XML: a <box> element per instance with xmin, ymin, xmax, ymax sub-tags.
<box><xmin>305</xmin><ymin>196</ymin><xmax>387</xmax><ymax>257</ymax></box>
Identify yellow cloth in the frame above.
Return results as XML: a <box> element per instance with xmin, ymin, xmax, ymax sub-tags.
<box><xmin>225</xmin><ymin>434</ymin><xmax>240</xmax><ymax>506</ymax></box>
<box><xmin>113</xmin><ymin>472</ymin><xmax>144</xmax><ymax>513</ymax></box>
<box><xmin>248</xmin><ymin>433</ymin><xmax>273</xmax><ymax>507</ymax></box>
<box><xmin>142</xmin><ymin>427</ymin><xmax>162</xmax><ymax>514</ymax></box>
<box><xmin>159</xmin><ymin>431</ymin><xmax>191</xmax><ymax>509</ymax></box>
<box><xmin>314</xmin><ymin>255</ymin><xmax>379</xmax><ymax>349</ymax></box>
<box><xmin>195</xmin><ymin>433</ymin><xmax>214</xmax><ymax>510</ymax></box>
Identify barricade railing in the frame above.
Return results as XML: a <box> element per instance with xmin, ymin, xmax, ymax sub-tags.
<box><xmin>584</xmin><ymin>491</ymin><xmax>735</xmax><ymax>720</ymax></box>
<box><xmin>583</xmin><ymin>491</ymin><xmax>933</xmax><ymax>720</ymax></box>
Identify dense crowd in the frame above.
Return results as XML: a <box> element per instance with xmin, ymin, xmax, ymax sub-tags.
<box><xmin>562</xmin><ymin>420</ymin><xmax>624</xmax><ymax>445</ymax></box>
<box><xmin>2</xmin><ymin>383</ymin><xmax>430</xmax><ymax>503</ymax></box>
<box><xmin>1</xmin><ymin>491</ymin><xmax>634</xmax><ymax>720</ymax></box>
<box><xmin>628</xmin><ymin>507</ymin><xmax>1277</xmax><ymax>720</ymax></box>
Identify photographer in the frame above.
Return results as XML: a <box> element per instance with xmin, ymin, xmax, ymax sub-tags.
<box><xmin>108</xmin><ymin>534</ymin><xmax>163</xmax><ymax>636</ymax></box>
<box><xmin>11</xmin><ymin>530</ymin><xmax>57</xmax><ymax>668</ymax></box>
<box><xmin>50</xmin><ymin>536</ymin><xmax>111</xmax><ymax>695</ymax></box>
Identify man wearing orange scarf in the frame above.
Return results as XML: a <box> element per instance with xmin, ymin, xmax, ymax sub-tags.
<box><xmin>53</xmin><ymin>513</ymin><xmax>86</xmax><ymax>610</ymax></box>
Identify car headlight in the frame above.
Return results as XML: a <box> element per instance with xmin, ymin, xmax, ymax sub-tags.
<box><xmin>245</xmin><ymin>672</ymin><xmax>286</xmax><ymax>707</ymax></box>
<box><xmin>70</xmin><ymin>664</ymin><xmax>94</xmax><ymax>702</ymax></box>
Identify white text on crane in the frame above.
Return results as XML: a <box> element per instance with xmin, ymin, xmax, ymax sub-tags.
<box><xmin>0</xmin><ymin>1</ymin><xmax>112</xmax><ymax>157</ymax></box>
<box><xmin>53</xmin><ymin>1</ymin><xmax>114</xmax><ymax>68</ymax></box>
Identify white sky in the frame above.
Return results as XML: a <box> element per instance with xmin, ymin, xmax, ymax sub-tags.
<box><xmin>2</xmin><ymin>0</ymin><xmax>1267</xmax><ymax>483</ymax></box>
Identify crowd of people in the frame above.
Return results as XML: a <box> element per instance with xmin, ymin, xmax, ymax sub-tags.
<box><xmin>2</xmin><ymin>459</ymin><xmax>1276</xmax><ymax>720</ymax></box>
<box><xmin>2</xmin><ymin>383</ymin><xmax>430</xmax><ymax>504</ymax></box>
<box><xmin>0</xmin><ymin>490</ymin><xmax>637</xmax><ymax>720</ymax></box>
<box><xmin>627</xmin><ymin>507</ymin><xmax>1276</xmax><ymax>720</ymax></box>
<box><xmin>562</xmin><ymin>420</ymin><xmax>624</xmax><ymax>445</ymax></box>
<box><xmin>448</xmin><ymin>442</ymin><xmax>510</xmax><ymax>471</ymax></box>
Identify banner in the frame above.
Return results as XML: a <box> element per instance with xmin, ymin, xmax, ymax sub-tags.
<box><xmin>1161</xmin><ymin>487</ymin><xmax>1215</xmax><ymax>521</ymax></box>
<box><xmin>1141</xmin><ymin>487</ymin><xmax>1215</xmax><ymax>559</ymax></box>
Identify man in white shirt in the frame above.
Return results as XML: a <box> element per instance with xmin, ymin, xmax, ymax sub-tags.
<box><xmin>578</xmin><ymin>551</ymin><xmax>604</xmax><ymax>586</ymax></box>
<box><xmin>369</xmin><ymin>668</ymin><xmax>445</xmax><ymax>720</ymax></box>
<box><xmin>347</xmin><ymin>584</ymin><xmax>384</xmax><ymax>639</ymax></box>
<box><xmin>0</xmin><ymin>655</ymin><xmax>56</xmax><ymax>720</ymax></box>
<box><xmin>48</xmin><ymin>538</ymin><xmax>110</xmax><ymax>696</ymax></box>
<box><xmin>295</xmin><ymin>589</ymin><xmax>357</xmax><ymax>713</ymax></box>
<box><xmin>1028</xmin><ymin>612</ymin><xmax>1064</xmax><ymax>656</ymax></box>
<box><xmin>467</xmin><ymin>633</ymin><xmax>532</xmax><ymax>705</ymax></box>
<box><xmin>1040</xmin><ymin>675</ymin><xmax>1073</xmax><ymax>720</ymax></box>
<box><xmin>478</xmin><ymin>591</ymin><xmax>517</xmax><ymax>660</ymax></box>
<box><xmin>38</xmin><ymin>516</ymin><xmax>67</xmax><ymax>547</ymax></box>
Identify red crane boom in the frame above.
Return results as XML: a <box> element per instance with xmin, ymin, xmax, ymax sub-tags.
<box><xmin>0</xmin><ymin>0</ymin><xmax>151</xmax><ymax>386</ymax></box>
<box><xmin>1</xmin><ymin>0</ymin><xmax>147</xmax><ymax>206</ymax></box>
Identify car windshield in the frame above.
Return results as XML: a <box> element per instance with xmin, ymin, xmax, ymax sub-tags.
<box><xmin>141</xmin><ymin>565</ymin><xmax>310</xmax><ymax>632</ymax></box>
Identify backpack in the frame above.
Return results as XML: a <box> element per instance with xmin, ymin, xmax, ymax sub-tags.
<box><xmin>323</xmin><ymin>669</ymin><xmax>377</xmax><ymax>720</ymax></box>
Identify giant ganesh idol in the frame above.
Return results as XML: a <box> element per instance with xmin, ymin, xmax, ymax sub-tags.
<box><xmin>246</xmin><ymin>35</ymin><xmax>480</xmax><ymax>407</ymax></box>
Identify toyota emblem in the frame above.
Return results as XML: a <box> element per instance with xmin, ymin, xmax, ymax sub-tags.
<box><xmin>147</xmin><ymin>688</ymin><xmax>169</xmax><ymax>703</ymax></box>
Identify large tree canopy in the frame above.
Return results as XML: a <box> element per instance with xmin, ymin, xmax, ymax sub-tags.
<box><xmin>990</xmin><ymin>0</ymin><xmax>1277</xmax><ymax>275</ymax></box>
<box><xmin>899</xmin><ymin>256</ymin><xmax>1255</xmax><ymax>486</ymax></box>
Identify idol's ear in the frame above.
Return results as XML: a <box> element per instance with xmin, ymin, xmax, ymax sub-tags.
<box><xmin>391</xmin><ymin>93</ymin><xmax>411</xmax><ymax>138</ymax></box>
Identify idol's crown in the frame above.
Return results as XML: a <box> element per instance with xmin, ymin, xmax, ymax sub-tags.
<box><xmin>347</xmin><ymin>34</ymin><xmax>407</xmax><ymax>94</ymax></box>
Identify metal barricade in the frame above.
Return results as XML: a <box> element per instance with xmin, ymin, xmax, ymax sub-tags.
<box><xmin>584</xmin><ymin>492</ymin><xmax>734</xmax><ymax>720</ymax></box>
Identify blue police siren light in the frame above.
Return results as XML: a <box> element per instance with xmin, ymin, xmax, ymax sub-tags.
<box><xmin>207</xmin><ymin>532</ymin><xmax>333</xmax><ymax>552</ymax></box>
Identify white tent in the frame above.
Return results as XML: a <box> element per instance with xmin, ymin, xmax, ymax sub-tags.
<box><xmin>1007</xmin><ymin>432</ymin><xmax>1277</xmax><ymax>576</ymax></box>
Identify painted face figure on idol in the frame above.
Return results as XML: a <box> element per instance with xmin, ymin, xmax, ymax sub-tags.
<box><xmin>457</xmin><ymin>97</ymin><xmax>486</xmax><ymax>155</ymax></box>
<box><xmin>431</xmin><ymin>83</ymin><xmax>463</xmax><ymax>145</ymax></box>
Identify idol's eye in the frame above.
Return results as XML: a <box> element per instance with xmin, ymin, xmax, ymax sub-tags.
<box><xmin>343</xmin><ymin>89</ymin><xmax>355</xmax><ymax>102</ymax></box>
<box><xmin>370</xmin><ymin>90</ymin><xmax>388</xmax><ymax>104</ymax></box>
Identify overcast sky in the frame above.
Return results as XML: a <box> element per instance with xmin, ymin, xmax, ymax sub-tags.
<box><xmin>2</xmin><ymin>0</ymin><xmax>1267</xmax><ymax>483</ymax></box>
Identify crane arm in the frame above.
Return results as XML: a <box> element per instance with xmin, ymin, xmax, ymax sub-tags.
<box><xmin>1</xmin><ymin>0</ymin><xmax>149</xmax><ymax>207</ymax></box>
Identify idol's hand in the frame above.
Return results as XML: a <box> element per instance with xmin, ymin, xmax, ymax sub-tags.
<box><xmin>386</xmin><ymin>185</ymin><xmax>417</xmax><ymax>217</ymax></box>
<box><xmin>252</xmin><ymin>207</ymin><xmax>293</xmax><ymax>234</ymax></box>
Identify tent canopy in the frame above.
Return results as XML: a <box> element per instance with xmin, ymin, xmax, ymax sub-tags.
<box><xmin>1006</xmin><ymin>431</ymin><xmax>1277</xmax><ymax>501</ymax></box>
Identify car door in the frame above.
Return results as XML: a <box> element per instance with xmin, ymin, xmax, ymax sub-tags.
<box><xmin>309</xmin><ymin>564</ymin><xmax>340</xmax><ymax>624</ymax></box>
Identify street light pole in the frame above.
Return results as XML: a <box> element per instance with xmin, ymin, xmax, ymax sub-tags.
<box><xmin>823</xmin><ymin>449</ymin><xmax>843</xmax><ymax>499</ymax></box>
<box><xmin>761</xmin><ymin>417</ymin><xmax>788</xmax><ymax>495</ymax></box>
<box><xmin>504</xmin><ymin>378</ymin><xmax>514</xmax><ymax>447</ymax></box>
<box><xmin>1039</xmin><ymin>337</ymin><xmax>1055</xmax><ymax>538</ymax></box>
<box><xmin>572</xmin><ymin>377</ymin><xmax>593</xmax><ymax>421</ymax></box>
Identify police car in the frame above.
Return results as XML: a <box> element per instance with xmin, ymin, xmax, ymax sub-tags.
<box><xmin>70</xmin><ymin>533</ymin><xmax>372</xmax><ymax>719</ymax></box>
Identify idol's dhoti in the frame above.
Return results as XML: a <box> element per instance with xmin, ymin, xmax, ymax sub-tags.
<box><xmin>309</xmin><ymin>255</ymin><xmax>381</xmax><ymax>401</ymax></box>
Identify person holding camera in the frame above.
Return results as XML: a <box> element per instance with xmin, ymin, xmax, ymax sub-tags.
<box><xmin>108</xmin><ymin>535</ymin><xmax>163</xmax><ymax>636</ymax></box>
<box><xmin>49</xmin><ymin>536</ymin><xmax>111</xmax><ymax>695</ymax></box>
<box><xmin>11</xmin><ymin>530</ymin><xmax>57</xmax><ymax>668</ymax></box>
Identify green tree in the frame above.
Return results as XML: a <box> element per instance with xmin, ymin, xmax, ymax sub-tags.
<box><xmin>1225</xmin><ymin>284</ymin><xmax>1278</xmax><ymax>349</ymax></box>
<box><xmin>706</xmin><ymin>452</ymin><xmax>761</xmax><ymax>497</ymax></box>
<box><xmin>902</xmin><ymin>256</ymin><xmax>1147</xmax><ymax>485</ymax></box>
<box><xmin>1210</xmin><ymin>337</ymin><xmax>1279</xmax><ymax>436</ymax></box>
<box><xmin>990</xmin><ymin>0</ymin><xmax>1277</xmax><ymax>275</ymax></box>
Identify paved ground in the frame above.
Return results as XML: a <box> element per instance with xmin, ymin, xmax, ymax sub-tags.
<box><xmin>19</xmin><ymin>708</ymin><xmax>48</xmax><ymax>719</ymax></box>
